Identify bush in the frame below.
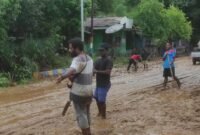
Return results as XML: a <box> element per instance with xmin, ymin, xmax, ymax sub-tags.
<box><xmin>0</xmin><ymin>0</ymin><xmax>82</xmax><ymax>84</ymax></box>
<box><xmin>0</xmin><ymin>34</ymin><xmax>72</xmax><ymax>83</ymax></box>
<box><xmin>0</xmin><ymin>77</ymin><xmax>10</xmax><ymax>87</ymax></box>
<box><xmin>12</xmin><ymin>65</ymin><xmax>33</xmax><ymax>82</ymax></box>
<box><xmin>20</xmin><ymin>36</ymin><xmax>61</xmax><ymax>70</ymax></box>
<box><xmin>0</xmin><ymin>73</ymin><xmax>10</xmax><ymax>87</ymax></box>
<box><xmin>114</xmin><ymin>56</ymin><xmax>128</xmax><ymax>67</ymax></box>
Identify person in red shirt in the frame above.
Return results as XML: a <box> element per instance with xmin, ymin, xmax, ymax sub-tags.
<box><xmin>127</xmin><ymin>54</ymin><xmax>142</xmax><ymax>72</ymax></box>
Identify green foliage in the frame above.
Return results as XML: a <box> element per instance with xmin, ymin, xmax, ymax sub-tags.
<box><xmin>0</xmin><ymin>0</ymin><xmax>84</xmax><ymax>83</ymax></box>
<box><xmin>131</xmin><ymin>0</ymin><xmax>169</xmax><ymax>40</ymax></box>
<box><xmin>0</xmin><ymin>0</ymin><xmax>21</xmax><ymax>42</ymax></box>
<box><xmin>95</xmin><ymin>0</ymin><xmax>115</xmax><ymax>15</ymax></box>
<box><xmin>160</xmin><ymin>0</ymin><xmax>200</xmax><ymax>44</ymax></box>
<box><xmin>52</xmin><ymin>56</ymin><xmax>72</xmax><ymax>69</ymax></box>
<box><xmin>12</xmin><ymin>0</ymin><xmax>81</xmax><ymax>39</ymax></box>
<box><xmin>166</xmin><ymin>6</ymin><xmax>192</xmax><ymax>40</ymax></box>
<box><xmin>114</xmin><ymin>56</ymin><xmax>128</xmax><ymax>67</ymax></box>
<box><xmin>0</xmin><ymin>73</ymin><xmax>10</xmax><ymax>87</ymax></box>
<box><xmin>161</xmin><ymin>0</ymin><xmax>191</xmax><ymax>8</ymax></box>
<box><xmin>185</xmin><ymin>0</ymin><xmax>200</xmax><ymax>45</ymax></box>
<box><xmin>91</xmin><ymin>0</ymin><xmax>132</xmax><ymax>16</ymax></box>
<box><xmin>130</xmin><ymin>0</ymin><xmax>192</xmax><ymax>42</ymax></box>
<box><xmin>0</xmin><ymin>77</ymin><xmax>10</xmax><ymax>87</ymax></box>
<box><xmin>94</xmin><ymin>0</ymin><xmax>139</xmax><ymax>15</ymax></box>
<box><xmin>0</xmin><ymin>0</ymin><xmax>197</xmax><ymax>85</ymax></box>
<box><xmin>0</xmin><ymin>42</ymin><xmax>15</xmax><ymax>72</ymax></box>
<box><xmin>113</xmin><ymin>0</ymin><xmax>127</xmax><ymax>16</ymax></box>
<box><xmin>92</xmin><ymin>0</ymin><xmax>197</xmax><ymax>45</ymax></box>
<box><xmin>20</xmin><ymin>35</ymin><xmax>61</xmax><ymax>68</ymax></box>
<box><xmin>125</xmin><ymin>0</ymin><xmax>141</xmax><ymax>10</ymax></box>
<box><xmin>12</xmin><ymin>64</ymin><xmax>33</xmax><ymax>81</ymax></box>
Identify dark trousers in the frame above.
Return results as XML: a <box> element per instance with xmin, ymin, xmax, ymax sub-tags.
<box><xmin>127</xmin><ymin>59</ymin><xmax>137</xmax><ymax>71</ymax></box>
<box><xmin>163</xmin><ymin>67</ymin><xmax>181</xmax><ymax>88</ymax></box>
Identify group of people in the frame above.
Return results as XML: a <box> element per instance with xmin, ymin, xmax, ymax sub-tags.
<box><xmin>56</xmin><ymin>38</ymin><xmax>180</xmax><ymax>135</ymax></box>
<box><xmin>56</xmin><ymin>38</ymin><xmax>113</xmax><ymax>135</ymax></box>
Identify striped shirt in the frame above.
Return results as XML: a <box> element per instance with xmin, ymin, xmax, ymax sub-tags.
<box><xmin>70</xmin><ymin>54</ymin><xmax>93</xmax><ymax>97</ymax></box>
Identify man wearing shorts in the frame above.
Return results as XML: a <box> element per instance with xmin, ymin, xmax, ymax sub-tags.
<box><xmin>93</xmin><ymin>43</ymin><xmax>113</xmax><ymax>119</ymax></box>
<box><xmin>163</xmin><ymin>42</ymin><xmax>181</xmax><ymax>89</ymax></box>
<box><xmin>57</xmin><ymin>38</ymin><xmax>93</xmax><ymax>135</ymax></box>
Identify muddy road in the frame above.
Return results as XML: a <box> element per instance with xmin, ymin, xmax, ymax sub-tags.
<box><xmin>0</xmin><ymin>57</ymin><xmax>200</xmax><ymax>135</ymax></box>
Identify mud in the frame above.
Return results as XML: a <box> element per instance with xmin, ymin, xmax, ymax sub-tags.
<box><xmin>0</xmin><ymin>57</ymin><xmax>200</xmax><ymax>135</ymax></box>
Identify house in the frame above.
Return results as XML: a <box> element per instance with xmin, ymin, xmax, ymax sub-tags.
<box><xmin>84</xmin><ymin>16</ymin><xmax>143</xmax><ymax>56</ymax></box>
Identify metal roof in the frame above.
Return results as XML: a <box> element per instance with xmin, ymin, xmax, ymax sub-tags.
<box><xmin>85</xmin><ymin>17</ymin><xmax>124</xmax><ymax>29</ymax></box>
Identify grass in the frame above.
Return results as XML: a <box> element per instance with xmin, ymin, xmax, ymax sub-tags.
<box><xmin>113</xmin><ymin>56</ymin><xmax>129</xmax><ymax>68</ymax></box>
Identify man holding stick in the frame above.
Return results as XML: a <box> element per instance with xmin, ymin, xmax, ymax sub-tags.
<box><xmin>163</xmin><ymin>42</ymin><xmax>181</xmax><ymax>89</ymax></box>
<box><xmin>57</xmin><ymin>38</ymin><xmax>93</xmax><ymax>135</ymax></box>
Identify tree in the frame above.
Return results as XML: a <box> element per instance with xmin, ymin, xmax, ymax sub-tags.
<box><xmin>93</xmin><ymin>0</ymin><xmax>115</xmax><ymax>15</ymax></box>
<box><xmin>0</xmin><ymin>0</ymin><xmax>21</xmax><ymax>41</ymax></box>
<box><xmin>113</xmin><ymin>0</ymin><xmax>127</xmax><ymax>16</ymax></box>
<box><xmin>130</xmin><ymin>0</ymin><xmax>192</xmax><ymax>43</ymax></box>
<box><xmin>10</xmin><ymin>0</ymin><xmax>81</xmax><ymax>39</ymax></box>
<box><xmin>0</xmin><ymin>0</ymin><xmax>21</xmax><ymax>71</ymax></box>
<box><xmin>160</xmin><ymin>0</ymin><xmax>200</xmax><ymax>44</ymax></box>
<box><xmin>86</xmin><ymin>0</ymin><xmax>198</xmax><ymax>45</ymax></box>
<box><xmin>161</xmin><ymin>0</ymin><xmax>191</xmax><ymax>8</ymax></box>
<box><xmin>131</xmin><ymin>0</ymin><xmax>169</xmax><ymax>41</ymax></box>
<box><xmin>0</xmin><ymin>0</ymin><xmax>91</xmax><ymax>81</ymax></box>
<box><xmin>184</xmin><ymin>0</ymin><xmax>200</xmax><ymax>45</ymax></box>
<box><xmin>166</xmin><ymin>6</ymin><xmax>192</xmax><ymax>40</ymax></box>
<box><xmin>125</xmin><ymin>0</ymin><xmax>141</xmax><ymax>10</ymax></box>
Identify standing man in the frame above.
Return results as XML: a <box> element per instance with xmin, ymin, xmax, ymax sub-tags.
<box><xmin>163</xmin><ymin>42</ymin><xmax>181</xmax><ymax>89</ymax></box>
<box><xmin>57</xmin><ymin>38</ymin><xmax>93</xmax><ymax>135</ymax></box>
<box><xmin>93</xmin><ymin>43</ymin><xmax>113</xmax><ymax>119</ymax></box>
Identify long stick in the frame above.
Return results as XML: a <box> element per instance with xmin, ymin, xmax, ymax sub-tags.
<box><xmin>62</xmin><ymin>100</ymin><xmax>71</xmax><ymax>116</ymax></box>
<box><xmin>167</xmin><ymin>54</ymin><xmax>174</xmax><ymax>78</ymax></box>
<box><xmin>62</xmin><ymin>80</ymin><xmax>71</xmax><ymax>116</ymax></box>
<box><xmin>167</xmin><ymin>54</ymin><xmax>180</xmax><ymax>89</ymax></box>
<box><xmin>90</xmin><ymin>0</ymin><xmax>94</xmax><ymax>56</ymax></box>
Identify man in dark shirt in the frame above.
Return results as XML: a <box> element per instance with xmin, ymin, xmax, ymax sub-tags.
<box><xmin>93</xmin><ymin>43</ymin><xmax>113</xmax><ymax>119</ymax></box>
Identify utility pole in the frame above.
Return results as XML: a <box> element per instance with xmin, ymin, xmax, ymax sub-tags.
<box><xmin>90</xmin><ymin>0</ymin><xmax>94</xmax><ymax>56</ymax></box>
<box><xmin>81</xmin><ymin>0</ymin><xmax>84</xmax><ymax>41</ymax></box>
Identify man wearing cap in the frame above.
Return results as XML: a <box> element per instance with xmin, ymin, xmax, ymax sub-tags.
<box><xmin>93</xmin><ymin>43</ymin><xmax>113</xmax><ymax>119</ymax></box>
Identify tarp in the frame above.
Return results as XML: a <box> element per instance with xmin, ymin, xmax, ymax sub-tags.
<box><xmin>105</xmin><ymin>24</ymin><xmax>123</xmax><ymax>34</ymax></box>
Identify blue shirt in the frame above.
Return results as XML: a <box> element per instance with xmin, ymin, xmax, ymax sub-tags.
<box><xmin>163</xmin><ymin>49</ymin><xmax>176</xmax><ymax>69</ymax></box>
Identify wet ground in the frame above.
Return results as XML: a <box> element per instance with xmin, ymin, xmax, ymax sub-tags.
<box><xmin>0</xmin><ymin>57</ymin><xmax>200</xmax><ymax>135</ymax></box>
